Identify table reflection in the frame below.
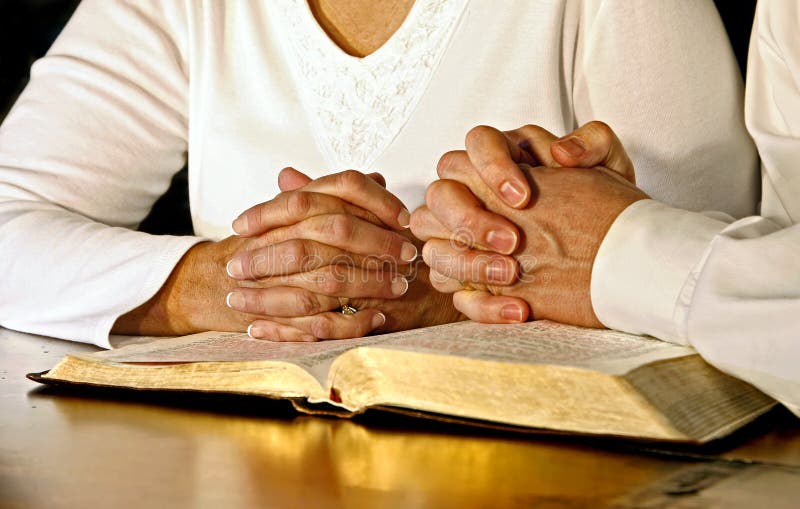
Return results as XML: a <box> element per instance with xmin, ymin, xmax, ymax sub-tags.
<box><xmin>29</xmin><ymin>388</ymin><xmax>680</xmax><ymax>508</ymax></box>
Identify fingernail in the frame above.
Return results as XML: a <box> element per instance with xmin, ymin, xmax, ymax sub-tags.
<box><xmin>226</xmin><ymin>258</ymin><xmax>244</xmax><ymax>278</ymax></box>
<box><xmin>226</xmin><ymin>291</ymin><xmax>246</xmax><ymax>310</ymax></box>
<box><xmin>500</xmin><ymin>180</ymin><xmax>526</xmax><ymax>208</ymax></box>
<box><xmin>247</xmin><ymin>324</ymin><xmax>263</xmax><ymax>338</ymax></box>
<box><xmin>486</xmin><ymin>260</ymin><xmax>512</xmax><ymax>283</ymax></box>
<box><xmin>555</xmin><ymin>136</ymin><xmax>586</xmax><ymax>158</ymax></box>
<box><xmin>232</xmin><ymin>215</ymin><xmax>249</xmax><ymax>235</ymax></box>
<box><xmin>392</xmin><ymin>277</ymin><xmax>409</xmax><ymax>296</ymax></box>
<box><xmin>501</xmin><ymin>304</ymin><xmax>524</xmax><ymax>322</ymax></box>
<box><xmin>400</xmin><ymin>242</ymin><xmax>418</xmax><ymax>262</ymax></box>
<box><xmin>371</xmin><ymin>312</ymin><xmax>386</xmax><ymax>328</ymax></box>
<box><xmin>397</xmin><ymin>208</ymin><xmax>411</xmax><ymax>228</ymax></box>
<box><xmin>486</xmin><ymin>229</ymin><xmax>517</xmax><ymax>254</ymax></box>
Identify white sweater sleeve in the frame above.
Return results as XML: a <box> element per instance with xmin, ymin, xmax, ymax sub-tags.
<box><xmin>573</xmin><ymin>0</ymin><xmax>758</xmax><ymax>218</ymax></box>
<box><xmin>591</xmin><ymin>0</ymin><xmax>800</xmax><ymax>415</ymax></box>
<box><xmin>0</xmin><ymin>0</ymin><xmax>204</xmax><ymax>348</ymax></box>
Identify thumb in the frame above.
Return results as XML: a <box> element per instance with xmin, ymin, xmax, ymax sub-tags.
<box><xmin>278</xmin><ymin>167</ymin><xmax>312</xmax><ymax>192</ymax></box>
<box><xmin>550</xmin><ymin>121</ymin><xmax>636</xmax><ymax>184</ymax></box>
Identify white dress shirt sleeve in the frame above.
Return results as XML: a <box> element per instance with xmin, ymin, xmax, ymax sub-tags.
<box><xmin>591</xmin><ymin>0</ymin><xmax>800</xmax><ymax>415</ymax></box>
<box><xmin>0</xmin><ymin>0</ymin><xmax>204</xmax><ymax>348</ymax></box>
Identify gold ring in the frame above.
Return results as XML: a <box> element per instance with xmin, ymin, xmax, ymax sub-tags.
<box><xmin>459</xmin><ymin>280</ymin><xmax>475</xmax><ymax>291</ymax></box>
<box><xmin>338</xmin><ymin>297</ymin><xmax>358</xmax><ymax>315</ymax></box>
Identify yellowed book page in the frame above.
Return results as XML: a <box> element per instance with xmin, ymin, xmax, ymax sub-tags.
<box><xmin>93</xmin><ymin>331</ymin><xmax>394</xmax><ymax>385</ymax></box>
<box><xmin>361</xmin><ymin>320</ymin><xmax>695</xmax><ymax>375</ymax></box>
<box><xmin>95</xmin><ymin>321</ymin><xmax>693</xmax><ymax>386</ymax></box>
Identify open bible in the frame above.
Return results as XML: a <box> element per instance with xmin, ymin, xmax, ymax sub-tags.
<box><xmin>31</xmin><ymin>320</ymin><xmax>775</xmax><ymax>443</ymax></box>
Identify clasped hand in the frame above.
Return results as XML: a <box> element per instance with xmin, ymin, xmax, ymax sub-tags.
<box><xmin>410</xmin><ymin>122</ymin><xmax>648</xmax><ymax>327</ymax></box>
<box><xmin>223</xmin><ymin>168</ymin><xmax>460</xmax><ymax>340</ymax></box>
<box><xmin>115</xmin><ymin>122</ymin><xmax>645</xmax><ymax>340</ymax></box>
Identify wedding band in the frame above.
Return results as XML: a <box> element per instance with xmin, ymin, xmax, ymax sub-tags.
<box><xmin>338</xmin><ymin>297</ymin><xmax>358</xmax><ymax>315</ymax></box>
<box><xmin>459</xmin><ymin>280</ymin><xmax>475</xmax><ymax>291</ymax></box>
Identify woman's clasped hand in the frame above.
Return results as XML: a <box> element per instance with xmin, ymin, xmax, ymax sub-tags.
<box><xmin>221</xmin><ymin>167</ymin><xmax>462</xmax><ymax>341</ymax></box>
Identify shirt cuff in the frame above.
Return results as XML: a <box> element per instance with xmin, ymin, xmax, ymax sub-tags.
<box><xmin>590</xmin><ymin>199</ymin><xmax>728</xmax><ymax>345</ymax></box>
<box><xmin>90</xmin><ymin>234</ymin><xmax>207</xmax><ymax>349</ymax></box>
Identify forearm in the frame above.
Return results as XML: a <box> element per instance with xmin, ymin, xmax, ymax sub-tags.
<box><xmin>591</xmin><ymin>200</ymin><xmax>800</xmax><ymax>414</ymax></box>
<box><xmin>686</xmin><ymin>218</ymin><xmax>800</xmax><ymax>415</ymax></box>
<box><xmin>0</xmin><ymin>205</ymin><xmax>203</xmax><ymax>347</ymax></box>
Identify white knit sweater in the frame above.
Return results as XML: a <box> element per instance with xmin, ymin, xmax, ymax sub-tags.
<box><xmin>0</xmin><ymin>0</ymin><xmax>755</xmax><ymax>347</ymax></box>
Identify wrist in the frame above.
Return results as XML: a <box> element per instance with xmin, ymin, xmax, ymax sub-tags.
<box><xmin>590</xmin><ymin>200</ymin><xmax>727</xmax><ymax>344</ymax></box>
<box><xmin>113</xmin><ymin>241</ymin><xmax>216</xmax><ymax>335</ymax></box>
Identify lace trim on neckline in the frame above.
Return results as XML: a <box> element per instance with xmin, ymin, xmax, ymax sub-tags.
<box><xmin>274</xmin><ymin>0</ymin><xmax>469</xmax><ymax>170</ymax></box>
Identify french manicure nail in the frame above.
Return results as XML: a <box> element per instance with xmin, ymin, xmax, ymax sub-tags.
<box><xmin>397</xmin><ymin>208</ymin><xmax>411</xmax><ymax>228</ymax></box>
<box><xmin>232</xmin><ymin>215</ymin><xmax>249</xmax><ymax>235</ymax></box>
<box><xmin>486</xmin><ymin>260</ymin><xmax>511</xmax><ymax>283</ymax></box>
<box><xmin>556</xmin><ymin>136</ymin><xmax>586</xmax><ymax>158</ymax></box>
<box><xmin>226</xmin><ymin>258</ymin><xmax>244</xmax><ymax>278</ymax></box>
<box><xmin>392</xmin><ymin>277</ymin><xmax>409</xmax><ymax>296</ymax></box>
<box><xmin>247</xmin><ymin>324</ymin><xmax>263</xmax><ymax>338</ymax></box>
<box><xmin>500</xmin><ymin>180</ymin><xmax>526</xmax><ymax>208</ymax></box>
<box><xmin>486</xmin><ymin>229</ymin><xmax>517</xmax><ymax>254</ymax></box>
<box><xmin>400</xmin><ymin>242</ymin><xmax>418</xmax><ymax>262</ymax></box>
<box><xmin>371</xmin><ymin>312</ymin><xmax>387</xmax><ymax>328</ymax></box>
<box><xmin>500</xmin><ymin>304</ymin><xmax>524</xmax><ymax>322</ymax></box>
<box><xmin>226</xmin><ymin>291</ymin><xmax>245</xmax><ymax>310</ymax></box>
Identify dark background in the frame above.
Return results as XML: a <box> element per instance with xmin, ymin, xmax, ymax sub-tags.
<box><xmin>0</xmin><ymin>0</ymin><xmax>759</xmax><ymax>234</ymax></box>
<box><xmin>0</xmin><ymin>0</ymin><xmax>191</xmax><ymax>234</ymax></box>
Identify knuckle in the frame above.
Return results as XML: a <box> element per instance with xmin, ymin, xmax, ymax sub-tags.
<box><xmin>285</xmin><ymin>191</ymin><xmax>313</xmax><ymax>220</ymax></box>
<box><xmin>518</xmin><ymin>123</ymin><xmax>546</xmax><ymax>138</ymax></box>
<box><xmin>424</xmin><ymin>179</ymin><xmax>451</xmax><ymax>207</ymax></box>
<box><xmin>252</xmin><ymin>247</ymin><xmax>281</xmax><ymax>278</ymax></box>
<box><xmin>239</xmin><ymin>252</ymin><xmax>257</xmax><ymax>278</ymax></box>
<box><xmin>252</xmin><ymin>291</ymin><xmax>270</xmax><ymax>313</ymax></box>
<box><xmin>245</xmin><ymin>208</ymin><xmax>262</xmax><ymax>231</ymax></box>
<box><xmin>436</xmin><ymin>150</ymin><xmax>463</xmax><ymax>177</ymax></box>
<box><xmin>482</xmin><ymin>157</ymin><xmax>509</xmax><ymax>180</ymax></box>
<box><xmin>310</xmin><ymin>315</ymin><xmax>336</xmax><ymax>339</ymax></box>
<box><xmin>355</xmin><ymin>315</ymin><xmax>376</xmax><ymax>336</ymax></box>
<box><xmin>381</xmin><ymin>232</ymin><xmax>399</xmax><ymax>258</ymax></box>
<box><xmin>465</xmin><ymin>124</ymin><xmax>492</xmax><ymax>146</ymax></box>
<box><xmin>276</xmin><ymin>327</ymin><xmax>295</xmax><ymax>342</ymax></box>
<box><xmin>585</xmin><ymin>120</ymin><xmax>613</xmax><ymax>140</ymax></box>
<box><xmin>452</xmin><ymin>292</ymin><xmax>473</xmax><ymax>317</ymax></box>
<box><xmin>283</xmin><ymin>239</ymin><xmax>310</xmax><ymax>270</ymax></box>
<box><xmin>408</xmin><ymin>207</ymin><xmax>429</xmax><ymax>235</ymax></box>
<box><xmin>326</xmin><ymin>213</ymin><xmax>354</xmax><ymax>243</ymax></box>
<box><xmin>317</xmin><ymin>268</ymin><xmax>345</xmax><ymax>294</ymax></box>
<box><xmin>337</xmin><ymin>169</ymin><xmax>366</xmax><ymax>192</ymax></box>
<box><xmin>294</xmin><ymin>291</ymin><xmax>320</xmax><ymax>315</ymax></box>
<box><xmin>457</xmin><ymin>211</ymin><xmax>479</xmax><ymax>234</ymax></box>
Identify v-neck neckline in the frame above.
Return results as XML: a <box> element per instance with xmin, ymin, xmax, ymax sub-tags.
<box><xmin>299</xmin><ymin>1</ymin><xmax>423</xmax><ymax>64</ymax></box>
<box><xmin>273</xmin><ymin>0</ymin><xmax>469</xmax><ymax>171</ymax></box>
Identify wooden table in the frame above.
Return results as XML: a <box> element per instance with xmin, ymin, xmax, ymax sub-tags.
<box><xmin>2</xmin><ymin>328</ymin><xmax>799</xmax><ymax>509</ymax></box>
